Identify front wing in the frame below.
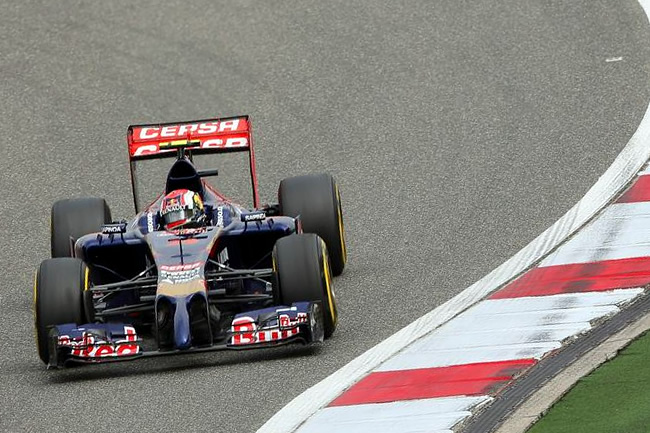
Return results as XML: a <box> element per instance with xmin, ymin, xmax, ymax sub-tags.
<box><xmin>47</xmin><ymin>302</ymin><xmax>324</xmax><ymax>368</ymax></box>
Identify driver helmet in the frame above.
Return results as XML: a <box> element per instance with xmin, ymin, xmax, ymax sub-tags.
<box><xmin>160</xmin><ymin>189</ymin><xmax>205</xmax><ymax>230</ymax></box>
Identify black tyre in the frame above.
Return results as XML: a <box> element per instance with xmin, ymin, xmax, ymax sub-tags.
<box><xmin>273</xmin><ymin>233</ymin><xmax>337</xmax><ymax>338</ymax></box>
<box><xmin>34</xmin><ymin>258</ymin><xmax>87</xmax><ymax>364</ymax></box>
<box><xmin>279</xmin><ymin>173</ymin><xmax>347</xmax><ymax>276</ymax></box>
<box><xmin>51</xmin><ymin>198</ymin><xmax>112</xmax><ymax>258</ymax></box>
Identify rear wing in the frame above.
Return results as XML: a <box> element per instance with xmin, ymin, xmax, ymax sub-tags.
<box><xmin>126</xmin><ymin>116</ymin><xmax>260</xmax><ymax>211</ymax></box>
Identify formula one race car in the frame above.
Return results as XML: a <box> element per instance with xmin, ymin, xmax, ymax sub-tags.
<box><xmin>34</xmin><ymin>116</ymin><xmax>347</xmax><ymax>367</ymax></box>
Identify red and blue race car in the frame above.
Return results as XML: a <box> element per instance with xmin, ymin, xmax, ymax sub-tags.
<box><xmin>34</xmin><ymin>116</ymin><xmax>346</xmax><ymax>367</ymax></box>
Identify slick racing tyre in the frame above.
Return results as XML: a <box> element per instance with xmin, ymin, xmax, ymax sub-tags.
<box><xmin>51</xmin><ymin>198</ymin><xmax>112</xmax><ymax>257</ymax></box>
<box><xmin>273</xmin><ymin>233</ymin><xmax>337</xmax><ymax>338</ymax></box>
<box><xmin>34</xmin><ymin>258</ymin><xmax>87</xmax><ymax>364</ymax></box>
<box><xmin>278</xmin><ymin>173</ymin><xmax>347</xmax><ymax>276</ymax></box>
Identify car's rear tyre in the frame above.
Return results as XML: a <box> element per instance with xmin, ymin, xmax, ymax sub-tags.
<box><xmin>273</xmin><ymin>233</ymin><xmax>337</xmax><ymax>338</ymax></box>
<box><xmin>51</xmin><ymin>198</ymin><xmax>112</xmax><ymax>258</ymax></box>
<box><xmin>34</xmin><ymin>258</ymin><xmax>87</xmax><ymax>364</ymax></box>
<box><xmin>278</xmin><ymin>173</ymin><xmax>347</xmax><ymax>276</ymax></box>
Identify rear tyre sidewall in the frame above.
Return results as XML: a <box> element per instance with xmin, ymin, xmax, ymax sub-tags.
<box><xmin>273</xmin><ymin>234</ymin><xmax>337</xmax><ymax>338</ymax></box>
<box><xmin>279</xmin><ymin>174</ymin><xmax>347</xmax><ymax>276</ymax></box>
<box><xmin>34</xmin><ymin>258</ymin><xmax>87</xmax><ymax>364</ymax></box>
<box><xmin>51</xmin><ymin>198</ymin><xmax>112</xmax><ymax>258</ymax></box>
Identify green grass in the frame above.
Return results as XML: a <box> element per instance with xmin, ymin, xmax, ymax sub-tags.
<box><xmin>528</xmin><ymin>330</ymin><xmax>650</xmax><ymax>433</ymax></box>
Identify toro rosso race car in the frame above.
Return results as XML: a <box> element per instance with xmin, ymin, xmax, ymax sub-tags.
<box><xmin>34</xmin><ymin>116</ymin><xmax>347</xmax><ymax>367</ymax></box>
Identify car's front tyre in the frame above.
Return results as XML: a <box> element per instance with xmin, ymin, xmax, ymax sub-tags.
<box><xmin>34</xmin><ymin>258</ymin><xmax>87</xmax><ymax>364</ymax></box>
<box><xmin>273</xmin><ymin>233</ymin><xmax>337</xmax><ymax>338</ymax></box>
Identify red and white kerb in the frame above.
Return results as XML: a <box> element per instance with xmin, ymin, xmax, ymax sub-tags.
<box><xmin>294</xmin><ymin>168</ymin><xmax>650</xmax><ymax>433</ymax></box>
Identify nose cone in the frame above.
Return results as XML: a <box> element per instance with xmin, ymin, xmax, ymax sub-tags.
<box><xmin>173</xmin><ymin>298</ymin><xmax>192</xmax><ymax>350</ymax></box>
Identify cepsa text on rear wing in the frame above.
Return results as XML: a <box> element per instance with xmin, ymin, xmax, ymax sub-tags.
<box><xmin>128</xmin><ymin>116</ymin><xmax>251</xmax><ymax>158</ymax></box>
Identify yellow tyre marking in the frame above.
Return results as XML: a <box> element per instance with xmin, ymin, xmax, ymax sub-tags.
<box><xmin>336</xmin><ymin>185</ymin><xmax>347</xmax><ymax>264</ymax></box>
<box><xmin>84</xmin><ymin>266</ymin><xmax>90</xmax><ymax>291</ymax></box>
<box><xmin>321</xmin><ymin>239</ymin><xmax>337</xmax><ymax>324</ymax></box>
<box><xmin>33</xmin><ymin>271</ymin><xmax>38</xmax><ymax>313</ymax></box>
<box><xmin>33</xmin><ymin>270</ymin><xmax>40</xmax><ymax>350</ymax></box>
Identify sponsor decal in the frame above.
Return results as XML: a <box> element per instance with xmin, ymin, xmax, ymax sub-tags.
<box><xmin>159</xmin><ymin>262</ymin><xmax>201</xmax><ymax>272</ymax></box>
<box><xmin>160</xmin><ymin>268</ymin><xmax>201</xmax><ymax>284</ymax></box>
<box><xmin>202</xmin><ymin>137</ymin><xmax>248</xmax><ymax>148</ymax></box>
<box><xmin>147</xmin><ymin>212</ymin><xmax>155</xmax><ymax>233</ymax></box>
<box><xmin>230</xmin><ymin>316</ymin><xmax>257</xmax><ymax>346</ymax></box>
<box><xmin>136</xmin><ymin>120</ymin><xmax>241</xmax><ymax>141</ymax></box>
<box><xmin>132</xmin><ymin>138</ymin><xmax>248</xmax><ymax>156</ymax></box>
<box><xmin>230</xmin><ymin>311</ymin><xmax>307</xmax><ymax>346</ymax></box>
<box><xmin>58</xmin><ymin>326</ymin><xmax>139</xmax><ymax>358</ymax></box>
<box><xmin>159</xmin><ymin>262</ymin><xmax>202</xmax><ymax>284</ymax></box>
<box><xmin>216</xmin><ymin>206</ymin><xmax>224</xmax><ymax>227</ymax></box>
<box><xmin>161</xmin><ymin>204</ymin><xmax>184</xmax><ymax>214</ymax></box>
<box><xmin>177</xmin><ymin>227</ymin><xmax>206</xmax><ymax>236</ymax></box>
<box><xmin>278</xmin><ymin>312</ymin><xmax>308</xmax><ymax>330</ymax></box>
<box><xmin>101</xmin><ymin>223</ymin><xmax>127</xmax><ymax>234</ymax></box>
<box><xmin>242</xmin><ymin>211</ymin><xmax>266</xmax><ymax>222</ymax></box>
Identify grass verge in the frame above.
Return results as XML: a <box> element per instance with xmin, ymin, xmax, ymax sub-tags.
<box><xmin>528</xmin><ymin>330</ymin><xmax>650</xmax><ymax>433</ymax></box>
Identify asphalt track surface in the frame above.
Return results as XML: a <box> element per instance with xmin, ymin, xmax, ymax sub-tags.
<box><xmin>1</xmin><ymin>1</ymin><xmax>650</xmax><ymax>432</ymax></box>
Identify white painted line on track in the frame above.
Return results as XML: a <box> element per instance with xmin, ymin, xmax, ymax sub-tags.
<box><xmin>393</xmin><ymin>290</ymin><xmax>643</xmax><ymax>352</ymax></box>
<box><xmin>258</xmin><ymin>1</ymin><xmax>650</xmax><ymax>431</ymax></box>
<box><xmin>377</xmin><ymin>289</ymin><xmax>641</xmax><ymax>371</ymax></box>
<box><xmin>472</xmin><ymin>289</ymin><xmax>645</xmax><ymax>312</ymax></box>
<box><xmin>376</xmin><ymin>344</ymin><xmax>561</xmax><ymax>371</ymax></box>
<box><xmin>296</xmin><ymin>396</ymin><xmax>490</xmax><ymax>433</ymax></box>
<box><xmin>404</xmin><ymin>325</ymin><xmax>590</xmax><ymax>350</ymax></box>
<box><xmin>433</xmin><ymin>306</ymin><xmax>618</xmax><ymax>332</ymax></box>
<box><xmin>540</xmin><ymin>201</ymin><xmax>650</xmax><ymax>266</ymax></box>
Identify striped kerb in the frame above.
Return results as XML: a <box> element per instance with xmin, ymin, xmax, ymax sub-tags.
<box><xmin>295</xmin><ymin>173</ymin><xmax>650</xmax><ymax>433</ymax></box>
